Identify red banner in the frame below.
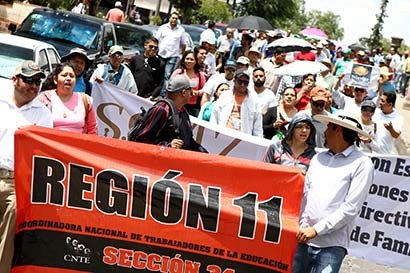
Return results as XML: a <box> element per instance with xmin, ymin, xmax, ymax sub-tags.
<box><xmin>13</xmin><ymin>126</ymin><xmax>304</xmax><ymax>273</ymax></box>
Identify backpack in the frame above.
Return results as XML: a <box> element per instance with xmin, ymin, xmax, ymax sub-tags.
<box><xmin>127</xmin><ymin>98</ymin><xmax>180</xmax><ymax>142</ymax></box>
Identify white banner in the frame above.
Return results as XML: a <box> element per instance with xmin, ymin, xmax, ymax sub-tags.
<box><xmin>349</xmin><ymin>154</ymin><xmax>410</xmax><ymax>270</ymax></box>
<box><xmin>92</xmin><ymin>83</ymin><xmax>272</xmax><ymax>161</ymax></box>
<box><xmin>92</xmin><ymin>83</ymin><xmax>410</xmax><ymax>270</ymax></box>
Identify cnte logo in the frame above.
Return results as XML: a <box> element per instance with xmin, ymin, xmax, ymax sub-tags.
<box><xmin>64</xmin><ymin>236</ymin><xmax>91</xmax><ymax>264</ymax></box>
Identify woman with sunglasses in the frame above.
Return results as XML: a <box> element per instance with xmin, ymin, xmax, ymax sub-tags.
<box><xmin>263</xmin><ymin>112</ymin><xmax>316</xmax><ymax>174</ymax></box>
<box><xmin>358</xmin><ymin>100</ymin><xmax>377</xmax><ymax>152</ymax></box>
<box><xmin>170</xmin><ymin>50</ymin><xmax>206</xmax><ymax>117</ymax></box>
<box><xmin>38</xmin><ymin>63</ymin><xmax>97</xmax><ymax>134</ymax></box>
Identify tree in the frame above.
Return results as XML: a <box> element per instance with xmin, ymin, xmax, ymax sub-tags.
<box><xmin>171</xmin><ymin>0</ymin><xmax>202</xmax><ymax>24</ymax></box>
<box><xmin>191</xmin><ymin>0</ymin><xmax>232</xmax><ymax>24</ymax></box>
<box><xmin>29</xmin><ymin>0</ymin><xmax>72</xmax><ymax>10</ymax></box>
<box><xmin>305</xmin><ymin>10</ymin><xmax>344</xmax><ymax>41</ymax></box>
<box><xmin>368</xmin><ymin>0</ymin><xmax>389</xmax><ymax>49</ymax></box>
<box><xmin>236</xmin><ymin>0</ymin><xmax>298</xmax><ymax>29</ymax></box>
<box><xmin>277</xmin><ymin>0</ymin><xmax>307</xmax><ymax>34</ymax></box>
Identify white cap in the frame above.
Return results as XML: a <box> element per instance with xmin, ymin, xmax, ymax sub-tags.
<box><xmin>115</xmin><ymin>1</ymin><xmax>123</xmax><ymax>7</ymax></box>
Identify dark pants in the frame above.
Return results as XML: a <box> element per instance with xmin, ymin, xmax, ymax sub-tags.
<box><xmin>401</xmin><ymin>73</ymin><xmax>410</xmax><ymax>95</ymax></box>
<box><xmin>292</xmin><ymin>243</ymin><xmax>346</xmax><ymax>273</ymax></box>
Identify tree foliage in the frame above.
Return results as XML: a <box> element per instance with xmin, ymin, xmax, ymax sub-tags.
<box><xmin>236</xmin><ymin>0</ymin><xmax>298</xmax><ymax>29</ymax></box>
<box><xmin>233</xmin><ymin>0</ymin><xmax>344</xmax><ymax>41</ymax></box>
<box><xmin>277</xmin><ymin>0</ymin><xmax>307</xmax><ymax>34</ymax></box>
<box><xmin>191</xmin><ymin>0</ymin><xmax>232</xmax><ymax>24</ymax></box>
<box><xmin>170</xmin><ymin>0</ymin><xmax>202</xmax><ymax>24</ymax></box>
<box><xmin>29</xmin><ymin>0</ymin><xmax>72</xmax><ymax>10</ymax></box>
<box><xmin>367</xmin><ymin>0</ymin><xmax>389</xmax><ymax>50</ymax></box>
<box><xmin>305</xmin><ymin>10</ymin><xmax>344</xmax><ymax>40</ymax></box>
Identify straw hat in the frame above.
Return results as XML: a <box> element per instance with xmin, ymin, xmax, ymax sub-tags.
<box><xmin>314</xmin><ymin>114</ymin><xmax>370</xmax><ymax>138</ymax></box>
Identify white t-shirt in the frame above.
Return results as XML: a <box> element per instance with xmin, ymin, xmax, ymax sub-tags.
<box><xmin>373</xmin><ymin>109</ymin><xmax>404</xmax><ymax>154</ymax></box>
<box><xmin>252</xmin><ymin>88</ymin><xmax>277</xmax><ymax>114</ymax></box>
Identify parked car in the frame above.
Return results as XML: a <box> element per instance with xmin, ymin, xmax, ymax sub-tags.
<box><xmin>112</xmin><ymin>22</ymin><xmax>152</xmax><ymax>56</ymax></box>
<box><xmin>181</xmin><ymin>24</ymin><xmax>207</xmax><ymax>47</ymax></box>
<box><xmin>9</xmin><ymin>8</ymin><xmax>149</xmax><ymax>66</ymax></box>
<box><xmin>0</xmin><ymin>33</ymin><xmax>60</xmax><ymax>80</ymax></box>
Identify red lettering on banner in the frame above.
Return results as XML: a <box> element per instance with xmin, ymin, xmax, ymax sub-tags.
<box><xmin>102</xmin><ymin>246</ymin><xmax>117</xmax><ymax>265</ymax></box>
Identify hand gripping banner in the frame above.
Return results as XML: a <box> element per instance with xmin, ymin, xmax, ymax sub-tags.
<box><xmin>13</xmin><ymin>126</ymin><xmax>304</xmax><ymax>273</ymax></box>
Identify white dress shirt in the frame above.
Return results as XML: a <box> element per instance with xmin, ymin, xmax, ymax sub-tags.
<box><xmin>0</xmin><ymin>87</ymin><xmax>53</xmax><ymax>170</ymax></box>
<box><xmin>300</xmin><ymin>145</ymin><xmax>374</xmax><ymax>250</ymax></box>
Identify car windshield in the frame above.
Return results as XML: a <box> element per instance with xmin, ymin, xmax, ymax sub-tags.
<box><xmin>114</xmin><ymin>24</ymin><xmax>150</xmax><ymax>54</ymax></box>
<box><xmin>19</xmin><ymin>13</ymin><xmax>100</xmax><ymax>51</ymax></box>
<box><xmin>0</xmin><ymin>43</ymin><xmax>33</xmax><ymax>79</ymax></box>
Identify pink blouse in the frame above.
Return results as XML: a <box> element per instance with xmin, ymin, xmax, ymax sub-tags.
<box><xmin>171</xmin><ymin>68</ymin><xmax>206</xmax><ymax>105</ymax></box>
<box><xmin>38</xmin><ymin>90</ymin><xmax>97</xmax><ymax>134</ymax></box>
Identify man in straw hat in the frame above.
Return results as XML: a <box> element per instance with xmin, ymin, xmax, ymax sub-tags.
<box><xmin>292</xmin><ymin>113</ymin><xmax>374</xmax><ymax>273</ymax></box>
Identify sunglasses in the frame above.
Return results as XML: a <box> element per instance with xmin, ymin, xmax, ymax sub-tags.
<box><xmin>237</xmin><ymin>79</ymin><xmax>249</xmax><ymax>86</ymax></box>
<box><xmin>354</xmin><ymin>88</ymin><xmax>366</xmax><ymax>93</ymax></box>
<box><xmin>361</xmin><ymin>106</ymin><xmax>375</xmax><ymax>113</ymax></box>
<box><xmin>18</xmin><ymin>75</ymin><xmax>42</xmax><ymax>86</ymax></box>
<box><xmin>148</xmin><ymin>45</ymin><xmax>158</xmax><ymax>50</ymax></box>
<box><xmin>312</xmin><ymin>101</ymin><xmax>325</xmax><ymax>108</ymax></box>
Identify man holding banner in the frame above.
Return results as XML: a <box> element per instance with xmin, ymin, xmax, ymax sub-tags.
<box><xmin>292</xmin><ymin>114</ymin><xmax>374</xmax><ymax>273</ymax></box>
<box><xmin>0</xmin><ymin>60</ymin><xmax>52</xmax><ymax>272</ymax></box>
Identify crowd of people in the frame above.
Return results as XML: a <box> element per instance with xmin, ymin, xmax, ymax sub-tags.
<box><xmin>0</xmin><ymin>10</ymin><xmax>408</xmax><ymax>273</ymax></box>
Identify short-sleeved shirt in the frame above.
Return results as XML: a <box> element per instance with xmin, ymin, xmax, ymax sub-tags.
<box><xmin>156</xmin><ymin>24</ymin><xmax>187</xmax><ymax>58</ymax></box>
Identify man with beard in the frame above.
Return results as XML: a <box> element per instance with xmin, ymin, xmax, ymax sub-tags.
<box><xmin>0</xmin><ymin>61</ymin><xmax>53</xmax><ymax>272</ymax></box>
<box><xmin>128</xmin><ymin>37</ymin><xmax>165</xmax><ymax>99</ymax></box>
<box><xmin>251</xmin><ymin>67</ymin><xmax>278</xmax><ymax>115</ymax></box>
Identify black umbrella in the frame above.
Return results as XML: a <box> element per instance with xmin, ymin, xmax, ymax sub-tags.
<box><xmin>227</xmin><ymin>15</ymin><xmax>274</xmax><ymax>31</ymax></box>
<box><xmin>349</xmin><ymin>42</ymin><xmax>367</xmax><ymax>52</ymax></box>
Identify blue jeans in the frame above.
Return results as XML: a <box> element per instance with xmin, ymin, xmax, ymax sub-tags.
<box><xmin>394</xmin><ymin>72</ymin><xmax>403</xmax><ymax>92</ymax></box>
<box><xmin>160</xmin><ymin>56</ymin><xmax>179</xmax><ymax>96</ymax></box>
<box><xmin>292</xmin><ymin>243</ymin><xmax>346</xmax><ymax>273</ymax></box>
<box><xmin>401</xmin><ymin>73</ymin><xmax>410</xmax><ymax>95</ymax></box>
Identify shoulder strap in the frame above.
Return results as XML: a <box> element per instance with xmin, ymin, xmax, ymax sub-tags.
<box><xmin>155</xmin><ymin>98</ymin><xmax>180</xmax><ymax>136</ymax></box>
<box><xmin>80</xmin><ymin>93</ymin><xmax>89</xmax><ymax>120</ymax></box>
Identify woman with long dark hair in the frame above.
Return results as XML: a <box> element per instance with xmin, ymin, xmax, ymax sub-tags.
<box><xmin>38</xmin><ymin>62</ymin><xmax>97</xmax><ymax>134</ymax></box>
<box><xmin>170</xmin><ymin>50</ymin><xmax>206</xmax><ymax>116</ymax></box>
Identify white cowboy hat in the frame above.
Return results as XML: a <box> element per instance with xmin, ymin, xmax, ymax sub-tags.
<box><xmin>315</xmin><ymin>114</ymin><xmax>370</xmax><ymax>138</ymax></box>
